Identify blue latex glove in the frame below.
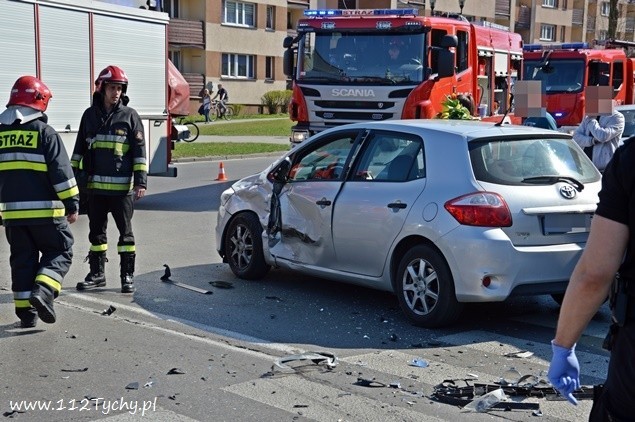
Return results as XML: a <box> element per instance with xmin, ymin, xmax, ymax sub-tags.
<box><xmin>548</xmin><ymin>341</ymin><xmax>580</xmax><ymax>405</ymax></box>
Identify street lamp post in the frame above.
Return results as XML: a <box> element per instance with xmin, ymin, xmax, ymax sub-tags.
<box><xmin>429</xmin><ymin>0</ymin><xmax>436</xmax><ymax>16</ymax></box>
<box><xmin>459</xmin><ymin>0</ymin><xmax>465</xmax><ymax>15</ymax></box>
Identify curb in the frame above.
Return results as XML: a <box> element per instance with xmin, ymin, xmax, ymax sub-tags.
<box><xmin>172</xmin><ymin>151</ymin><xmax>287</xmax><ymax>163</ymax></box>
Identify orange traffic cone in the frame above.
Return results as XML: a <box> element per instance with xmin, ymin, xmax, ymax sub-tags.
<box><xmin>216</xmin><ymin>162</ymin><xmax>228</xmax><ymax>181</ymax></box>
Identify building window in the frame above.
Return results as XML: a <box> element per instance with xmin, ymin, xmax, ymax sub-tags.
<box><xmin>266</xmin><ymin>5</ymin><xmax>275</xmax><ymax>30</ymax></box>
<box><xmin>601</xmin><ymin>2</ymin><xmax>610</xmax><ymax>16</ymax></box>
<box><xmin>560</xmin><ymin>26</ymin><xmax>565</xmax><ymax>42</ymax></box>
<box><xmin>266</xmin><ymin>56</ymin><xmax>274</xmax><ymax>80</ymax></box>
<box><xmin>169</xmin><ymin>50</ymin><xmax>182</xmax><ymax>70</ymax></box>
<box><xmin>223</xmin><ymin>1</ymin><xmax>255</xmax><ymax>27</ymax></box>
<box><xmin>542</xmin><ymin>0</ymin><xmax>555</xmax><ymax>7</ymax></box>
<box><xmin>598</xmin><ymin>30</ymin><xmax>608</xmax><ymax>40</ymax></box>
<box><xmin>222</xmin><ymin>53</ymin><xmax>255</xmax><ymax>79</ymax></box>
<box><xmin>540</xmin><ymin>24</ymin><xmax>555</xmax><ymax>41</ymax></box>
<box><xmin>164</xmin><ymin>0</ymin><xmax>179</xmax><ymax>18</ymax></box>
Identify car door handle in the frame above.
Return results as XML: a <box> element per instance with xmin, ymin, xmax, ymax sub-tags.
<box><xmin>387</xmin><ymin>202</ymin><xmax>407</xmax><ymax>209</ymax></box>
<box><xmin>316</xmin><ymin>198</ymin><xmax>332</xmax><ymax>207</ymax></box>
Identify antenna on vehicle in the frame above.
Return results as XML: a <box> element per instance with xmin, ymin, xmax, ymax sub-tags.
<box><xmin>494</xmin><ymin>93</ymin><xmax>513</xmax><ymax>127</ymax></box>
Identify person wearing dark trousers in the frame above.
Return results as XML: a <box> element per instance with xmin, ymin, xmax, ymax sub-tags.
<box><xmin>213</xmin><ymin>84</ymin><xmax>229</xmax><ymax>119</ymax></box>
<box><xmin>71</xmin><ymin>65</ymin><xmax>147</xmax><ymax>294</ymax></box>
<box><xmin>0</xmin><ymin>76</ymin><xmax>79</xmax><ymax>328</ymax></box>
<box><xmin>548</xmin><ymin>134</ymin><xmax>635</xmax><ymax>420</ymax></box>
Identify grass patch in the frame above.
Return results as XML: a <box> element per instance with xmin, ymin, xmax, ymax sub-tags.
<box><xmin>195</xmin><ymin>118</ymin><xmax>294</xmax><ymax>136</ymax></box>
<box><xmin>172</xmin><ymin>142</ymin><xmax>288</xmax><ymax>159</ymax></box>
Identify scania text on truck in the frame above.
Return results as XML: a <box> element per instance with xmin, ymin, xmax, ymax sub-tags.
<box><xmin>283</xmin><ymin>8</ymin><xmax>523</xmax><ymax>145</ymax></box>
<box><xmin>522</xmin><ymin>40</ymin><xmax>635</xmax><ymax>131</ymax></box>
<box><xmin>0</xmin><ymin>0</ymin><xmax>189</xmax><ymax>177</ymax></box>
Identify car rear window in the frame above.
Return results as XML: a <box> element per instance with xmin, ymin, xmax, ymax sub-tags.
<box><xmin>469</xmin><ymin>137</ymin><xmax>599</xmax><ymax>186</ymax></box>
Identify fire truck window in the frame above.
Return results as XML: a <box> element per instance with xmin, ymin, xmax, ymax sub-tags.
<box><xmin>456</xmin><ymin>31</ymin><xmax>469</xmax><ymax>73</ymax></box>
<box><xmin>430</xmin><ymin>29</ymin><xmax>448</xmax><ymax>75</ymax></box>
<box><xmin>613</xmin><ymin>62</ymin><xmax>624</xmax><ymax>96</ymax></box>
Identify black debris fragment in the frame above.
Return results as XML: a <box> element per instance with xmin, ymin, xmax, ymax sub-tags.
<box><xmin>3</xmin><ymin>410</ymin><xmax>26</xmax><ymax>417</ymax></box>
<box><xmin>209</xmin><ymin>280</ymin><xmax>234</xmax><ymax>289</ymax></box>
<box><xmin>355</xmin><ymin>377</ymin><xmax>387</xmax><ymax>388</ymax></box>
<box><xmin>293</xmin><ymin>404</ymin><xmax>308</xmax><ymax>408</ymax></box>
<box><xmin>389</xmin><ymin>333</ymin><xmax>399</xmax><ymax>342</ymax></box>
<box><xmin>125</xmin><ymin>382</ymin><xmax>139</xmax><ymax>390</ymax></box>
<box><xmin>167</xmin><ymin>368</ymin><xmax>185</xmax><ymax>375</ymax></box>
<box><xmin>101</xmin><ymin>305</ymin><xmax>116</xmax><ymax>316</ymax></box>
<box><xmin>61</xmin><ymin>367</ymin><xmax>88</xmax><ymax>372</ymax></box>
<box><xmin>161</xmin><ymin>264</ymin><xmax>172</xmax><ymax>281</ymax></box>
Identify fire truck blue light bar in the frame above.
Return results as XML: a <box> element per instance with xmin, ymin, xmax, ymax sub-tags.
<box><xmin>304</xmin><ymin>9</ymin><xmax>418</xmax><ymax>17</ymax></box>
<box><xmin>523</xmin><ymin>42</ymin><xmax>589</xmax><ymax>51</ymax></box>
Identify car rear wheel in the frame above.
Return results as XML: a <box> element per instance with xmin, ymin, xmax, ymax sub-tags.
<box><xmin>395</xmin><ymin>244</ymin><xmax>463</xmax><ymax>328</ymax></box>
<box><xmin>225</xmin><ymin>213</ymin><xmax>270</xmax><ymax>280</ymax></box>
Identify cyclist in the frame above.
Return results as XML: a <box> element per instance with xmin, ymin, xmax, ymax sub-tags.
<box><xmin>213</xmin><ymin>84</ymin><xmax>229</xmax><ymax>119</ymax></box>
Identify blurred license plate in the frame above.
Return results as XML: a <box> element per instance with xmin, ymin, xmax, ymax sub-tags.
<box><xmin>542</xmin><ymin>213</ymin><xmax>593</xmax><ymax>235</ymax></box>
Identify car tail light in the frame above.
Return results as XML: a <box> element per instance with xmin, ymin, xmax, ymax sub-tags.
<box><xmin>444</xmin><ymin>192</ymin><xmax>512</xmax><ymax>227</ymax></box>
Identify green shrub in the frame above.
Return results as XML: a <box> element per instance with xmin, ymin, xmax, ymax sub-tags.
<box><xmin>261</xmin><ymin>90</ymin><xmax>293</xmax><ymax>114</ymax></box>
<box><xmin>231</xmin><ymin>103</ymin><xmax>243</xmax><ymax>116</ymax></box>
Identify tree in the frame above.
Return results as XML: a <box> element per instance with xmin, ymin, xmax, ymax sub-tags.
<box><xmin>608</xmin><ymin>0</ymin><xmax>618</xmax><ymax>39</ymax></box>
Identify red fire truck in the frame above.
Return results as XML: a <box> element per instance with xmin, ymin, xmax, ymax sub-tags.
<box><xmin>522</xmin><ymin>40</ymin><xmax>635</xmax><ymax>130</ymax></box>
<box><xmin>283</xmin><ymin>8</ymin><xmax>523</xmax><ymax>144</ymax></box>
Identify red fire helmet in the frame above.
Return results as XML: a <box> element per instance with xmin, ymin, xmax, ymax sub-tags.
<box><xmin>95</xmin><ymin>65</ymin><xmax>128</xmax><ymax>93</ymax></box>
<box><xmin>7</xmin><ymin>76</ymin><xmax>52</xmax><ymax>112</ymax></box>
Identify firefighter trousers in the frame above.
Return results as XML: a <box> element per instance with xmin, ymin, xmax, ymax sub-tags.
<box><xmin>87</xmin><ymin>193</ymin><xmax>135</xmax><ymax>252</ymax></box>
<box><xmin>5</xmin><ymin>222</ymin><xmax>74</xmax><ymax>316</ymax></box>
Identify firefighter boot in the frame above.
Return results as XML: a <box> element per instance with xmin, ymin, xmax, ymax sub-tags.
<box><xmin>29</xmin><ymin>283</ymin><xmax>56</xmax><ymax>324</ymax></box>
<box><xmin>76</xmin><ymin>251</ymin><xmax>107</xmax><ymax>290</ymax></box>
<box><xmin>120</xmin><ymin>252</ymin><xmax>136</xmax><ymax>294</ymax></box>
<box><xmin>16</xmin><ymin>307</ymin><xmax>38</xmax><ymax>328</ymax></box>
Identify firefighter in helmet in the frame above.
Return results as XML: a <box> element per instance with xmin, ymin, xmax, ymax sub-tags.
<box><xmin>71</xmin><ymin>65</ymin><xmax>147</xmax><ymax>294</ymax></box>
<box><xmin>0</xmin><ymin>76</ymin><xmax>79</xmax><ymax>328</ymax></box>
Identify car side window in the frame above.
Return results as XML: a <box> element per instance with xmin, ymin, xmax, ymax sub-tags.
<box><xmin>287</xmin><ymin>132</ymin><xmax>357</xmax><ymax>182</ymax></box>
<box><xmin>353</xmin><ymin>132</ymin><xmax>425</xmax><ymax>182</ymax></box>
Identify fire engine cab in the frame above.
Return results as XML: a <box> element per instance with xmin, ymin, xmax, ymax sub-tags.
<box><xmin>283</xmin><ymin>8</ymin><xmax>523</xmax><ymax>145</ymax></box>
<box><xmin>522</xmin><ymin>41</ymin><xmax>635</xmax><ymax>130</ymax></box>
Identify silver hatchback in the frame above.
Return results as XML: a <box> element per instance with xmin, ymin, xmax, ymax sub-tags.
<box><xmin>215</xmin><ymin>120</ymin><xmax>601</xmax><ymax>327</ymax></box>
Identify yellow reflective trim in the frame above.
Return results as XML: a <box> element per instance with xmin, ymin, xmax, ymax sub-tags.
<box><xmin>93</xmin><ymin>141</ymin><xmax>130</xmax><ymax>154</ymax></box>
<box><xmin>88</xmin><ymin>182</ymin><xmax>132</xmax><ymax>191</ymax></box>
<box><xmin>58</xmin><ymin>186</ymin><xmax>80</xmax><ymax>200</ymax></box>
<box><xmin>14</xmin><ymin>299</ymin><xmax>31</xmax><ymax>308</ymax></box>
<box><xmin>117</xmin><ymin>245</ymin><xmax>136</xmax><ymax>253</ymax></box>
<box><xmin>1</xmin><ymin>208</ymin><xmax>65</xmax><ymax>219</ymax></box>
<box><xmin>133</xmin><ymin>163</ymin><xmax>147</xmax><ymax>171</ymax></box>
<box><xmin>35</xmin><ymin>275</ymin><xmax>61</xmax><ymax>293</ymax></box>
<box><xmin>0</xmin><ymin>130</ymin><xmax>39</xmax><ymax>149</ymax></box>
<box><xmin>90</xmin><ymin>244</ymin><xmax>108</xmax><ymax>252</ymax></box>
<box><xmin>0</xmin><ymin>161</ymin><xmax>47</xmax><ymax>171</ymax></box>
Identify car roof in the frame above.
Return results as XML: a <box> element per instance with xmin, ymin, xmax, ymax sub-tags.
<box><xmin>332</xmin><ymin>119</ymin><xmax>570</xmax><ymax>142</ymax></box>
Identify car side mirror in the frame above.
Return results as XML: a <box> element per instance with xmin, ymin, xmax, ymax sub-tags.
<box><xmin>269</xmin><ymin>157</ymin><xmax>292</xmax><ymax>183</ymax></box>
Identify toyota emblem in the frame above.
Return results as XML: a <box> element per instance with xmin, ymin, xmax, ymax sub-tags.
<box><xmin>559</xmin><ymin>184</ymin><xmax>577</xmax><ymax>199</ymax></box>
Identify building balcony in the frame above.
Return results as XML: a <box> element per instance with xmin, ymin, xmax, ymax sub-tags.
<box><xmin>572</xmin><ymin>8</ymin><xmax>584</xmax><ymax>25</ymax></box>
<box><xmin>495</xmin><ymin>0</ymin><xmax>510</xmax><ymax>17</ymax></box>
<box><xmin>182</xmin><ymin>73</ymin><xmax>204</xmax><ymax>98</ymax></box>
<box><xmin>515</xmin><ymin>4</ymin><xmax>531</xmax><ymax>30</ymax></box>
<box><xmin>168</xmin><ymin>18</ymin><xmax>204</xmax><ymax>48</ymax></box>
<box><xmin>587</xmin><ymin>16</ymin><xmax>595</xmax><ymax>31</ymax></box>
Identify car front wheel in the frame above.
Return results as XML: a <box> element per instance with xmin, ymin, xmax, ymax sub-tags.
<box><xmin>395</xmin><ymin>244</ymin><xmax>463</xmax><ymax>328</ymax></box>
<box><xmin>225</xmin><ymin>212</ymin><xmax>270</xmax><ymax>280</ymax></box>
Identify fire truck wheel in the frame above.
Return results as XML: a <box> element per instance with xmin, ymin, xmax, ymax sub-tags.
<box><xmin>395</xmin><ymin>244</ymin><xmax>463</xmax><ymax>328</ymax></box>
<box><xmin>225</xmin><ymin>212</ymin><xmax>270</xmax><ymax>280</ymax></box>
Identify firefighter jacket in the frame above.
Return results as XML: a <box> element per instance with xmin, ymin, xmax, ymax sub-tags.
<box><xmin>0</xmin><ymin>116</ymin><xmax>79</xmax><ymax>226</ymax></box>
<box><xmin>71</xmin><ymin>98</ymin><xmax>147</xmax><ymax>196</ymax></box>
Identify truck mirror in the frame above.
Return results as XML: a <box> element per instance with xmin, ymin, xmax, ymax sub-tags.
<box><xmin>437</xmin><ymin>49</ymin><xmax>455</xmax><ymax>79</ymax></box>
<box><xmin>440</xmin><ymin>35</ymin><xmax>458</xmax><ymax>48</ymax></box>
<box><xmin>283</xmin><ymin>49</ymin><xmax>295</xmax><ymax>78</ymax></box>
<box><xmin>283</xmin><ymin>36</ymin><xmax>294</xmax><ymax>49</ymax></box>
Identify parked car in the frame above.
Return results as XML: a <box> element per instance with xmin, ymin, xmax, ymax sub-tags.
<box><xmin>215</xmin><ymin>120</ymin><xmax>601</xmax><ymax>327</ymax></box>
<box><xmin>615</xmin><ymin>104</ymin><xmax>635</xmax><ymax>145</ymax></box>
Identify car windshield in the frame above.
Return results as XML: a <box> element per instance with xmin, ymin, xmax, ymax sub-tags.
<box><xmin>469</xmin><ymin>137</ymin><xmax>599</xmax><ymax>185</ymax></box>
<box><xmin>297</xmin><ymin>32</ymin><xmax>425</xmax><ymax>85</ymax></box>
<box><xmin>523</xmin><ymin>59</ymin><xmax>584</xmax><ymax>93</ymax></box>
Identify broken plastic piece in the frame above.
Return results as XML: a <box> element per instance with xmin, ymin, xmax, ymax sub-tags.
<box><xmin>532</xmin><ymin>409</ymin><xmax>543</xmax><ymax>416</ymax></box>
<box><xmin>209</xmin><ymin>280</ymin><xmax>234</xmax><ymax>289</ymax></box>
<box><xmin>125</xmin><ymin>382</ymin><xmax>139</xmax><ymax>390</ymax></box>
<box><xmin>167</xmin><ymin>368</ymin><xmax>185</xmax><ymax>375</ymax></box>
<box><xmin>101</xmin><ymin>305</ymin><xmax>116</xmax><ymax>316</ymax></box>
<box><xmin>273</xmin><ymin>351</ymin><xmax>338</xmax><ymax>372</ymax></box>
<box><xmin>61</xmin><ymin>367</ymin><xmax>88</xmax><ymax>372</ymax></box>
<box><xmin>409</xmin><ymin>358</ymin><xmax>429</xmax><ymax>368</ymax></box>
<box><xmin>504</xmin><ymin>350</ymin><xmax>534</xmax><ymax>358</ymax></box>
<box><xmin>464</xmin><ymin>388</ymin><xmax>507</xmax><ymax>412</ymax></box>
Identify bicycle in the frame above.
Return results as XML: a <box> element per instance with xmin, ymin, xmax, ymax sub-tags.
<box><xmin>175</xmin><ymin>116</ymin><xmax>199</xmax><ymax>142</ymax></box>
<box><xmin>210</xmin><ymin>100</ymin><xmax>235</xmax><ymax>121</ymax></box>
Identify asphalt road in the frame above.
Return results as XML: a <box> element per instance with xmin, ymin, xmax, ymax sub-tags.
<box><xmin>0</xmin><ymin>157</ymin><xmax>610</xmax><ymax>421</ymax></box>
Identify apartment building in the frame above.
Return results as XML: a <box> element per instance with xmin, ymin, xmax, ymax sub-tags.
<box><xmin>103</xmin><ymin>0</ymin><xmax>635</xmax><ymax>113</ymax></box>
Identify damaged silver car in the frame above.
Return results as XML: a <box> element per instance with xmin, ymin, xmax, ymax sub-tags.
<box><xmin>215</xmin><ymin>120</ymin><xmax>601</xmax><ymax>327</ymax></box>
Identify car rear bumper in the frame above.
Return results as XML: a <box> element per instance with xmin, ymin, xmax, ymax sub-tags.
<box><xmin>440</xmin><ymin>228</ymin><xmax>583</xmax><ymax>302</ymax></box>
